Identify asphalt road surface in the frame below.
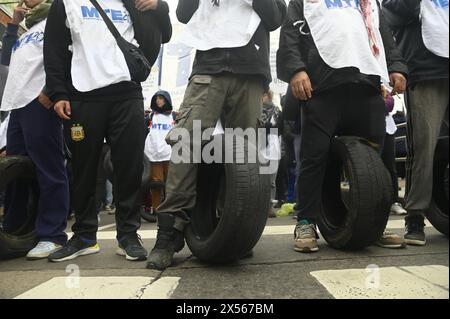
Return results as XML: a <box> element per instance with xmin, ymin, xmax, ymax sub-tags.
<box><xmin>0</xmin><ymin>211</ymin><xmax>448</xmax><ymax>300</ymax></box>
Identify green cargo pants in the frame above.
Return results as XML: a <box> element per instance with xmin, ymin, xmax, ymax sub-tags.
<box><xmin>157</xmin><ymin>73</ymin><xmax>265</xmax><ymax>230</ymax></box>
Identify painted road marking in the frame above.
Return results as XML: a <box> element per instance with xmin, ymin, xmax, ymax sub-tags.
<box><xmin>311</xmin><ymin>265</ymin><xmax>449</xmax><ymax>299</ymax></box>
<box><xmin>14</xmin><ymin>276</ymin><xmax>181</xmax><ymax>299</ymax></box>
<box><xmin>79</xmin><ymin>220</ymin><xmax>432</xmax><ymax>240</ymax></box>
<box><xmin>140</xmin><ymin>277</ymin><xmax>181</xmax><ymax>299</ymax></box>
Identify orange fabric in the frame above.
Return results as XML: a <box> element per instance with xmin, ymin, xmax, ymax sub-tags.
<box><xmin>150</xmin><ymin>161</ymin><xmax>170</xmax><ymax>210</ymax></box>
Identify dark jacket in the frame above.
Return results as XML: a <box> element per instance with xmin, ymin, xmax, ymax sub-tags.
<box><xmin>0</xmin><ymin>53</ymin><xmax>8</xmax><ymax>105</ymax></box>
<box><xmin>150</xmin><ymin>90</ymin><xmax>173</xmax><ymax>113</ymax></box>
<box><xmin>1</xmin><ymin>24</ymin><xmax>19</xmax><ymax>67</ymax></box>
<box><xmin>382</xmin><ymin>0</ymin><xmax>449</xmax><ymax>85</ymax></box>
<box><xmin>176</xmin><ymin>0</ymin><xmax>287</xmax><ymax>86</ymax></box>
<box><xmin>44</xmin><ymin>0</ymin><xmax>172</xmax><ymax>103</ymax></box>
<box><xmin>277</xmin><ymin>0</ymin><xmax>408</xmax><ymax>94</ymax></box>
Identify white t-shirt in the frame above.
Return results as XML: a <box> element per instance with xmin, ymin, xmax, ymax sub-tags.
<box><xmin>180</xmin><ymin>0</ymin><xmax>261</xmax><ymax>51</ymax></box>
<box><xmin>144</xmin><ymin>112</ymin><xmax>174</xmax><ymax>162</ymax></box>
<box><xmin>304</xmin><ymin>0</ymin><xmax>389</xmax><ymax>84</ymax></box>
<box><xmin>421</xmin><ymin>0</ymin><xmax>449</xmax><ymax>58</ymax></box>
<box><xmin>0</xmin><ymin>20</ymin><xmax>46</xmax><ymax>112</ymax></box>
<box><xmin>63</xmin><ymin>0</ymin><xmax>137</xmax><ymax>92</ymax></box>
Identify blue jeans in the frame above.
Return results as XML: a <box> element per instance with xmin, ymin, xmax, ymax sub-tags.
<box><xmin>4</xmin><ymin>99</ymin><xmax>69</xmax><ymax>244</ymax></box>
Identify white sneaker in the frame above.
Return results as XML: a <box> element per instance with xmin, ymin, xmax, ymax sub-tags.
<box><xmin>391</xmin><ymin>203</ymin><xmax>407</xmax><ymax>215</ymax></box>
<box><xmin>27</xmin><ymin>241</ymin><xmax>62</xmax><ymax>260</ymax></box>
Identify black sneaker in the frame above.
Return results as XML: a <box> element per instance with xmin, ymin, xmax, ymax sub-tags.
<box><xmin>146</xmin><ymin>214</ymin><xmax>185</xmax><ymax>270</ymax></box>
<box><xmin>117</xmin><ymin>234</ymin><xmax>148</xmax><ymax>261</ymax></box>
<box><xmin>48</xmin><ymin>235</ymin><xmax>100</xmax><ymax>262</ymax></box>
<box><xmin>141</xmin><ymin>209</ymin><xmax>157</xmax><ymax>223</ymax></box>
<box><xmin>405</xmin><ymin>216</ymin><xmax>426</xmax><ymax>246</ymax></box>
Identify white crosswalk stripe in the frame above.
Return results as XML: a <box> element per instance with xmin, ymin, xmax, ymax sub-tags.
<box><xmin>14</xmin><ymin>276</ymin><xmax>181</xmax><ymax>299</ymax></box>
<box><xmin>311</xmin><ymin>265</ymin><xmax>449</xmax><ymax>299</ymax></box>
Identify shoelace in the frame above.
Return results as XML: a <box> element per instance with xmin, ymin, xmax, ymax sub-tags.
<box><xmin>211</xmin><ymin>0</ymin><xmax>220</xmax><ymax>6</ymax></box>
<box><xmin>67</xmin><ymin>235</ymin><xmax>89</xmax><ymax>249</ymax></box>
<box><xmin>34</xmin><ymin>242</ymin><xmax>55</xmax><ymax>251</ymax></box>
<box><xmin>295</xmin><ymin>224</ymin><xmax>316</xmax><ymax>239</ymax></box>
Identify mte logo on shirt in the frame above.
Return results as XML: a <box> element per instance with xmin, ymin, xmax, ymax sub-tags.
<box><xmin>151</xmin><ymin>123</ymin><xmax>173</xmax><ymax>131</ymax></box>
<box><xmin>325</xmin><ymin>0</ymin><xmax>360</xmax><ymax>9</ymax></box>
<box><xmin>81</xmin><ymin>5</ymin><xmax>130</xmax><ymax>23</ymax></box>
<box><xmin>13</xmin><ymin>31</ymin><xmax>44</xmax><ymax>52</ymax></box>
<box><xmin>431</xmin><ymin>0</ymin><xmax>449</xmax><ymax>9</ymax></box>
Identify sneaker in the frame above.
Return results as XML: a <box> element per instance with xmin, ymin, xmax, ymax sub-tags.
<box><xmin>391</xmin><ymin>203</ymin><xmax>407</xmax><ymax>215</ymax></box>
<box><xmin>146</xmin><ymin>214</ymin><xmax>185</xmax><ymax>270</ymax></box>
<box><xmin>376</xmin><ymin>231</ymin><xmax>406</xmax><ymax>249</ymax></box>
<box><xmin>116</xmin><ymin>233</ymin><xmax>148</xmax><ymax>261</ymax></box>
<box><xmin>48</xmin><ymin>235</ymin><xmax>100</xmax><ymax>262</ymax></box>
<box><xmin>141</xmin><ymin>209</ymin><xmax>157</xmax><ymax>223</ymax></box>
<box><xmin>405</xmin><ymin>216</ymin><xmax>426</xmax><ymax>246</ymax></box>
<box><xmin>294</xmin><ymin>219</ymin><xmax>319</xmax><ymax>253</ymax></box>
<box><xmin>26</xmin><ymin>241</ymin><xmax>62</xmax><ymax>260</ymax></box>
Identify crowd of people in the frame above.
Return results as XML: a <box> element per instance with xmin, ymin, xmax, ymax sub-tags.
<box><xmin>0</xmin><ymin>0</ymin><xmax>448</xmax><ymax>271</ymax></box>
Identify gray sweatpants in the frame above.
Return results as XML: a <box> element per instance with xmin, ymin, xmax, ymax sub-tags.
<box><xmin>405</xmin><ymin>78</ymin><xmax>449</xmax><ymax>217</ymax></box>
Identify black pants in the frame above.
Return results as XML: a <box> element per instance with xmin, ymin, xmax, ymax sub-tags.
<box><xmin>95</xmin><ymin>144</ymin><xmax>110</xmax><ymax>213</ymax></box>
<box><xmin>381</xmin><ymin>133</ymin><xmax>399</xmax><ymax>202</ymax></box>
<box><xmin>275</xmin><ymin>153</ymin><xmax>288</xmax><ymax>201</ymax></box>
<box><xmin>65</xmin><ymin>99</ymin><xmax>145</xmax><ymax>241</ymax></box>
<box><xmin>297</xmin><ymin>84</ymin><xmax>386</xmax><ymax>222</ymax></box>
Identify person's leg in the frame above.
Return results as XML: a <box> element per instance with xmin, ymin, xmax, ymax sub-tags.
<box><xmin>150</xmin><ymin>162</ymin><xmax>165</xmax><ymax>211</ymax></box>
<box><xmin>148</xmin><ymin>75</ymin><xmax>237</xmax><ymax>269</ymax></box>
<box><xmin>3</xmin><ymin>108</ymin><xmax>29</xmax><ymax>233</ymax></box>
<box><xmin>381</xmin><ymin>133</ymin><xmax>400</xmax><ymax>203</ymax></box>
<box><xmin>404</xmin><ymin>79</ymin><xmax>449</xmax><ymax>245</ymax></box>
<box><xmin>296</xmin><ymin>92</ymin><xmax>340</xmax><ymax>223</ymax></box>
<box><xmin>95</xmin><ymin>144</ymin><xmax>109</xmax><ymax>214</ymax></box>
<box><xmin>343</xmin><ymin>86</ymin><xmax>405</xmax><ymax>249</ymax></box>
<box><xmin>69</xmin><ymin>101</ymin><xmax>107</xmax><ymax>240</ymax></box>
<box><xmin>107</xmin><ymin>99</ymin><xmax>145</xmax><ymax>239</ymax></box>
<box><xmin>382</xmin><ymin>132</ymin><xmax>407</xmax><ymax>216</ymax></box>
<box><xmin>21</xmin><ymin>100</ymin><xmax>69</xmax><ymax>246</ymax></box>
<box><xmin>157</xmin><ymin>75</ymin><xmax>229</xmax><ymax>224</ymax></box>
<box><xmin>275</xmin><ymin>154</ymin><xmax>288</xmax><ymax>203</ymax></box>
<box><xmin>295</xmin><ymin>89</ymin><xmax>341</xmax><ymax>253</ymax></box>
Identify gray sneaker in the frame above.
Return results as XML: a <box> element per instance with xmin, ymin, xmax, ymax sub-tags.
<box><xmin>376</xmin><ymin>230</ymin><xmax>406</xmax><ymax>249</ymax></box>
<box><xmin>391</xmin><ymin>203</ymin><xmax>407</xmax><ymax>215</ymax></box>
<box><xmin>294</xmin><ymin>220</ymin><xmax>319</xmax><ymax>253</ymax></box>
<box><xmin>27</xmin><ymin>241</ymin><xmax>62</xmax><ymax>260</ymax></box>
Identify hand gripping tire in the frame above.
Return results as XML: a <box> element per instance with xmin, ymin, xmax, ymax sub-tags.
<box><xmin>0</xmin><ymin>156</ymin><xmax>39</xmax><ymax>260</ymax></box>
<box><xmin>319</xmin><ymin>136</ymin><xmax>393</xmax><ymax>250</ymax></box>
<box><xmin>427</xmin><ymin>137</ymin><xmax>449</xmax><ymax>237</ymax></box>
<box><xmin>185</xmin><ymin>137</ymin><xmax>271</xmax><ymax>264</ymax></box>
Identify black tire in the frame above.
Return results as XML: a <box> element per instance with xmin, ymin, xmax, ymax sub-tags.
<box><xmin>103</xmin><ymin>150</ymin><xmax>152</xmax><ymax>188</ymax></box>
<box><xmin>0</xmin><ymin>156</ymin><xmax>39</xmax><ymax>260</ymax></box>
<box><xmin>319</xmin><ymin>137</ymin><xmax>392</xmax><ymax>250</ymax></box>
<box><xmin>0</xmin><ymin>229</ymin><xmax>38</xmax><ymax>260</ymax></box>
<box><xmin>185</xmin><ymin>138</ymin><xmax>271</xmax><ymax>264</ymax></box>
<box><xmin>0</xmin><ymin>156</ymin><xmax>39</xmax><ymax>235</ymax></box>
<box><xmin>427</xmin><ymin>137</ymin><xmax>449</xmax><ymax>237</ymax></box>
